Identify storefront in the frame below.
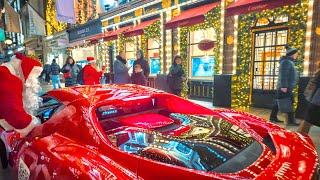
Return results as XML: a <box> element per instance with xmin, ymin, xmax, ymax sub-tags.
<box><xmin>224</xmin><ymin>0</ymin><xmax>312</xmax><ymax>110</ymax></box>
<box><xmin>67</xmin><ymin>18</ymin><xmax>103</xmax><ymax>66</ymax></box>
<box><xmin>43</xmin><ymin>30</ymin><xmax>69</xmax><ymax>67</ymax></box>
<box><xmin>164</xmin><ymin>1</ymin><xmax>222</xmax><ymax>98</ymax></box>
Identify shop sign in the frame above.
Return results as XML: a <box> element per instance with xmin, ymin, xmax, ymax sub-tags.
<box><xmin>248</xmin><ymin>3</ymin><xmax>269</xmax><ymax>12</ymax></box>
<box><xmin>68</xmin><ymin>19</ymin><xmax>102</xmax><ymax>42</ymax></box>
<box><xmin>144</xmin><ymin>2</ymin><xmax>162</xmax><ymax>14</ymax></box>
<box><xmin>121</xmin><ymin>12</ymin><xmax>135</xmax><ymax>22</ymax></box>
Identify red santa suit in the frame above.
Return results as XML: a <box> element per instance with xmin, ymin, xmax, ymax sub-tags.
<box><xmin>83</xmin><ymin>57</ymin><xmax>102</xmax><ymax>85</ymax></box>
<box><xmin>0</xmin><ymin>53</ymin><xmax>42</xmax><ymax>136</ymax></box>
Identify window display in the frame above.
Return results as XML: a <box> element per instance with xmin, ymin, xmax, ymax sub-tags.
<box><xmin>252</xmin><ymin>29</ymin><xmax>288</xmax><ymax>90</ymax></box>
<box><xmin>147</xmin><ymin>38</ymin><xmax>160</xmax><ymax>75</ymax></box>
<box><xmin>191</xmin><ymin>56</ymin><xmax>215</xmax><ymax>77</ymax></box>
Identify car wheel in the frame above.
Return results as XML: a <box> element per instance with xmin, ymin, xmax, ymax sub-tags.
<box><xmin>0</xmin><ymin>140</ymin><xmax>8</xmax><ymax>169</ymax></box>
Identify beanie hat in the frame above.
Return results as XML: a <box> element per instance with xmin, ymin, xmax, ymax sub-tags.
<box><xmin>285</xmin><ymin>45</ymin><xmax>298</xmax><ymax>57</ymax></box>
<box><xmin>15</xmin><ymin>53</ymin><xmax>42</xmax><ymax>82</ymax></box>
<box><xmin>87</xmin><ymin>57</ymin><xmax>96</xmax><ymax>63</ymax></box>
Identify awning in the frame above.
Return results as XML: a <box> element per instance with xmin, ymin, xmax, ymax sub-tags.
<box><xmin>104</xmin><ymin>26</ymin><xmax>132</xmax><ymax>41</ymax></box>
<box><xmin>124</xmin><ymin>18</ymin><xmax>160</xmax><ymax>38</ymax></box>
<box><xmin>165</xmin><ymin>2</ymin><xmax>220</xmax><ymax>30</ymax></box>
<box><xmin>226</xmin><ymin>0</ymin><xmax>299</xmax><ymax>17</ymax></box>
<box><xmin>87</xmin><ymin>33</ymin><xmax>108</xmax><ymax>44</ymax></box>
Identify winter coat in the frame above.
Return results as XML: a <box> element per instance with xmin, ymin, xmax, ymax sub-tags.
<box><xmin>131</xmin><ymin>71</ymin><xmax>147</xmax><ymax>86</ymax></box>
<box><xmin>133</xmin><ymin>50</ymin><xmax>150</xmax><ymax>78</ymax></box>
<box><xmin>277</xmin><ymin>56</ymin><xmax>298</xmax><ymax>90</ymax></box>
<box><xmin>113</xmin><ymin>56</ymin><xmax>131</xmax><ymax>84</ymax></box>
<box><xmin>50</xmin><ymin>62</ymin><xmax>60</xmax><ymax>75</ymax></box>
<box><xmin>83</xmin><ymin>65</ymin><xmax>102</xmax><ymax>85</ymax></box>
<box><xmin>168</xmin><ymin>64</ymin><xmax>186</xmax><ymax>90</ymax></box>
<box><xmin>62</xmin><ymin>63</ymin><xmax>80</xmax><ymax>87</ymax></box>
<box><xmin>305</xmin><ymin>73</ymin><xmax>320</xmax><ymax>127</ymax></box>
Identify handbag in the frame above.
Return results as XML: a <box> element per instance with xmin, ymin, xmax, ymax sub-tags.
<box><xmin>63</xmin><ymin>71</ymin><xmax>71</xmax><ymax>79</ymax></box>
<box><xmin>277</xmin><ymin>97</ymin><xmax>294</xmax><ymax>113</ymax></box>
<box><xmin>310</xmin><ymin>88</ymin><xmax>320</xmax><ymax>106</ymax></box>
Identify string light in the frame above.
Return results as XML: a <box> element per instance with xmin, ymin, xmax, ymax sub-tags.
<box><xmin>231</xmin><ymin>0</ymin><xmax>309</xmax><ymax>109</ymax></box>
<box><xmin>303</xmin><ymin>0</ymin><xmax>314</xmax><ymax>76</ymax></box>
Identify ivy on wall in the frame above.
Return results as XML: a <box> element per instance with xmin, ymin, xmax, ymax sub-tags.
<box><xmin>231</xmin><ymin>1</ymin><xmax>308</xmax><ymax>109</ymax></box>
<box><xmin>180</xmin><ymin>5</ymin><xmax>222</xmax><ymax>98</ymax></box>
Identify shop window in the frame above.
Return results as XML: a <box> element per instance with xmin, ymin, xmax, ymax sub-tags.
<box><xmin>147</xmin><ymin>38</ymin><xmax>160</xmax><ymax>76</ymax></box>
<box><xmin>125</xmin><ymin>41</ymin><xmax>135</xmax><ymax>74</ymax></box>
<box><xmin>188</xmin><ymin>28</ymin><xmax>217</xmax><ymax>78</ymax></box>
<box><xmin>256</xmin><ymin>14</ymin><xmax>289</xmax><ymax>27</ymax></box>
<box><xmin>252</xmin><ymin>29</ymin><xmax>288</xmax><ymax>90</ymax></box>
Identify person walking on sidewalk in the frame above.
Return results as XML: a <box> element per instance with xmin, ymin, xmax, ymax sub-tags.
<box><xmin>50</xmin><ymin>59</ymin><xmax>61</xmax><ymax>89</ymax></box>
<box><xmin>297</xmin><ymin>64</ymin><xmax>320</xmax><ymax>134</ymax></box>
<box><xmin>62</xmin><ymin>56</ymin><xmax>80</xmax><ymax>87</ymax></box>
<box><xmin>269</xmin><ymin>45</ymin><xmax>298</xmax><ymax>125</ymax></box>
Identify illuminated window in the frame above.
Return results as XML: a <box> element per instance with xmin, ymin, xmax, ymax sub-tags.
<box><xmin>125</xmin><ymin>41</ymin><xmax>135</xmax><ymax>74</ymax></box>
<box><xmin>188</xmin><ymin>28</ymin><xmax>217</xmax><ymax>78</ymax></box>
<box><xmin>252</xmin><ymin>29</ymin><xmax>288</xmax><ymax>90</ymax></box>
<box><xmin>147</xmin><ymin>38</ymin><xmax>161</xmax><ymax>75</ymax></box>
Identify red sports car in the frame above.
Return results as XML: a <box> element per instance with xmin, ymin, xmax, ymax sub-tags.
<box><xmin>0</xmin><ymin>84</ymin><xmax>319</xmax><ymax>179</ymax></box>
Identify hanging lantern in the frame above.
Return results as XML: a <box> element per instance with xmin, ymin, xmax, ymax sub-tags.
<box><xmin>198</xmin><ymin>39</ymin><xmax>216</xmax><ymax>51</ymax></box>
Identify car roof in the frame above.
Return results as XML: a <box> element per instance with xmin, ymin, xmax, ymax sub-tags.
<box><xmin>46</xmin><ymin>84</ymin><xmax>165</xmax><ymax>105</ymax></box>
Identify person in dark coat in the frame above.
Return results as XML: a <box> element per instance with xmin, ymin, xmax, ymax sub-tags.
<box><xmin>297</xmin><ymin>65</ymin><xmax>320</xmax><ymax>134</ymax></box>
<box><xmin>40</xmin><ymin>64</ymin><xmax>51</xmax><ymax>84</ymax></box>
<box><xmin>133</xmin><ymin>50</ymin><xmax>150</xmax><ymax>80</ymax></box>
<box><xmin>61</xmin><ymin>56</ymin><xmax>80</xmax><ymax>87</ymax></box>
<box><xmin>50</xmin><ymin>59</ymin><xmax>61</xmax><ymax>89</ymax></box>
<box><xmin>168</xmin><ymin>55</ymin><xmax>187</xmax><ymax>96</ymax></box>
<box><xmin>269</xmin><ymin>45</ymin><xmax>298</xmax><ymax>125</ymax></box>
<box><xmin>114</xmin><ymin>51</ymin><xmax>131</xmax><ymax>84</ymax></box>
<box><xmin>131</xmin><ymin>64</ymin><xmax>147</xmax><ymax>86</ymax></box>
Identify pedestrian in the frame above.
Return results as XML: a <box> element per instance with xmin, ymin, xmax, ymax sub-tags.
<box><xmin>131</xmin><ymin>64</ymin><xmax>147</xmax><ymax>86</ymax></box>
<box><xmin>269</xmin><ymin>45</ymin><xmax>299</xmax><ymax>125</ymax></box>
<box><xmin>50</xmin><ymin>59</ymin><xmax>61</xmax><ymax>89</ymax></box>
<box><xmin>83</xmin><ymin>57</ymin><xmax>104</xmax><ymax>85</ymax></box>
<box><xmin>168</xmin><ymin>55</ymin><xmax>187</xmax><ymax>96</ymax></box>
<box><xmin>43</xmin><ymin>64</ymin><xmax>51</xmax><ymax>84</ymax></box>
<box><xmin>61</xmin><ymin>56</ymin><xmax>80</xmax><ymax>87</ymax></box>
<box><xmin>297</xmin><ymin>64</ymin><xmax>320</xmax><ymax>134</ymax></box>
<box><xmin>114</xmin><ymin>51</ymin><xmax>131</xmax><ymax>84</ymax></box>
<box><xmin>133</xmin><ymin>50</ymin><xmax>150</xmax><ymax>81</ymax></box>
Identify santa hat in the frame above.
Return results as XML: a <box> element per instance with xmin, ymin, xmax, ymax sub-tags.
<box><xmin>15</xmin><ymin>53</ymin><xmax>42</xmax><ymax>82</ymax></box>
<box><xmin>87</xmin><ymin>57</ymin><xmax>96</xmax><ymax>63</ymax></box>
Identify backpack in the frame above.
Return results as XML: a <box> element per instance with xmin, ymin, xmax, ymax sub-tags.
<box><xmin>77</xmin><ymin>68</ymin><xmax>84</xmax><ymax>85</ymax></box>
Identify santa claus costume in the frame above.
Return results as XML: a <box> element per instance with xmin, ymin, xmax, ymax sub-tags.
<box><xmin>83</xmin><ymin>57</ymin><xmax>103</xmax><ymax>85</ymax></box>
<box><xmin>0</xmin><ymin>53</ymin><xmax>43</xmax><ymax>137</ymax></box>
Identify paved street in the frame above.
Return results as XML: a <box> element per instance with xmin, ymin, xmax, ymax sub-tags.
<box><xmin>1</xmin><ymin>84</ymin><xmax>319</xmax><ymax>179</ymax></box>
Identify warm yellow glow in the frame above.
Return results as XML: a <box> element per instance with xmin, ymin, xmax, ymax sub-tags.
<box><xmin>233</xmin><ymin>15</ymin><xmax>238</xmax><ymax>74</ymax></box>
<box><xmin>303</xmin><ymin>0</ymin><xmax>314</xmax><ymax>76</ymax></box>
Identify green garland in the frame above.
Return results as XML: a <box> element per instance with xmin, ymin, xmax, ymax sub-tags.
<box><xmin>231</xmin><ymin>1</ymin><xmax>308</xmax><ymax>109</ymax></box>
<box><xmin>180</xmin><ymin>5</ymin><xmax>222</xmax><ymax>98</ymax></box>
<box><xmin>141</xmin><ymin>20</ymin><xmax>161</xmax><ymax>60</ymax></box>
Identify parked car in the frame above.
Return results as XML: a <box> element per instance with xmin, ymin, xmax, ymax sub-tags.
<box><xmin>0</xmin><ymin>84</ymin><xmax>319</xmax><ymax>179</ymax></box>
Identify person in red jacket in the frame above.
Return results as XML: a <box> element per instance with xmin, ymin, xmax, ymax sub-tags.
<box><xmin>83</xmin><ymin>57</ymin><xmax>104</xmax><ymax>85</ymax></box>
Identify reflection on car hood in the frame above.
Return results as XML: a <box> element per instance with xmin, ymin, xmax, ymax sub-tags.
<box><xmin>106</xmin><ymin>114</ymin><xmax>264</xmax><ymax>173</ymax></box>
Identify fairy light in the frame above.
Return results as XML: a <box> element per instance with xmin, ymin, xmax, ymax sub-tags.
<box><xmin>160</xmin><ymin>12</ymin><xmax>165</xmax><ymax>74</ymax></box>
<box><xmin>219</xmin><ymin>0</ymin><xmax>225</xmax><ymax>74</ymax></box>
<box><xmin>165</xmin><ymin>9</ymin><xmax>172</xmax><ymax>73</ymax></box>
<box><xmin>303</xmin><ymin>0</ymin><xmax>314</xmax><ymax>76</ymax></box>
<box><xmin>232</xmin><ymin>15</ymin><xmax>238</xmax><ymax>75</ymax></box>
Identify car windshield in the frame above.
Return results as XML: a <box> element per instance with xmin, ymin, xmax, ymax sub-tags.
<box><xmin>96</xmin><ymin>94</ymin><xmax>263</xmax><ymax>173</ymax></box>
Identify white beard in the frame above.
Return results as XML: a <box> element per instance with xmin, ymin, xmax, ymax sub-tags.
<box><xmin>23</xmin><ymin>75</ymin><xmax>43</xmax><ymax>116</ymax></box>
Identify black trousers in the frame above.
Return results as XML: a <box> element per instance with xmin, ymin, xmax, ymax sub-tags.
<box><xmin>270</xmin><ymin>89</ymin><xmax>295</xmax><ymax>122</ymax></box>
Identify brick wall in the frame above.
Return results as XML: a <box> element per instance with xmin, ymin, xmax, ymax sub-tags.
<box><xmin>222</xmin><ymin>17</ymin><xmax>235</xmax><ymax>74</ymax></box>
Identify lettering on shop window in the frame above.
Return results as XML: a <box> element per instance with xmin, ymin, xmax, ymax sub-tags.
<box><xmin>248</xmin><ymin>4</ymin><xmax>268</xmax><ymax>12</ymax></box>
<box><xmin>145</xmin><ymin>8</ymin><xmax>158</xmax><ymax>14</ymax></box>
